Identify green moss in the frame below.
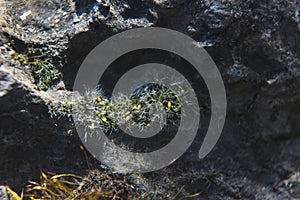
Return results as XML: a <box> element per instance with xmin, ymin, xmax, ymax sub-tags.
<box><xmin>49</xmin><ymin>84</ymin><xmax>182</xmax><ymax>139</ymax></box>
<box><xmin>28</xmin><ymin>57</ymin><xmax>61</xmax><ymax>90</ymax></box>
<box><xmin>10</xmin><ymin>41</ymin><xmax>62</xmax><ymax>91</ymax></box>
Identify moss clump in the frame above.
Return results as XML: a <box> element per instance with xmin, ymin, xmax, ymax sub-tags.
<box><xmin>9</xmin><ymin>40</ymin><xmax>62</xmax><ymax>90</ymax></box>
<box><xmin>27</xmin><ymin>56</ymin><xmax>61</xmax><ymax>91</ymax></box>
<box><xmin>48</xmin><ymin>101</ymin><xmax>73</xmax><ymax>119</ymax></box>
<box><xmin>49</xmin><ymin>83</ymin><xmax>183</xmax><ymax>140</ymax></box>
<box><xmin>128</xmin><ymin>83</ymin><xmax>182</xmax><ymax>126</ymax></box>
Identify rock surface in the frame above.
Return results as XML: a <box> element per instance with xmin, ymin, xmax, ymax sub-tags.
<box><xmin>0</xmin><ymin>0</ymin><xmax>299</xmax><ymax>199</ymax></box>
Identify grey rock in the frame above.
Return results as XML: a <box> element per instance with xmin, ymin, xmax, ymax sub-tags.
<box><xmin>0</xmin><ymin>0</ymin><xmax>299</xmax><ymax>198</ymax></box>
<box><xmin>0</xmin><ymin>186</ymin><xmax>9</xmax><ymax>200</ymax></box>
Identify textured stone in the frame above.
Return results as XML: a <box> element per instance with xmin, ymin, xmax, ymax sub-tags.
<box><xmin>0</xmin><ymin>0</ymin><xmax>299</xmax><ymax>198</ymax></box>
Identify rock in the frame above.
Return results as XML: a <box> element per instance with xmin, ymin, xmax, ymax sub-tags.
<box><xmin>0</xmin><ymin>64</ymin><xmax>86</xmax><ymax>192</ymax></box>
<box><xmin>268</xmin><ymin>172</ymin><xmax>300</xmax><ymax>199</ymax></box>
<box><xmin>0</xmin><ymin>0</ymin><xmax>299</xmax><ymax>198</ymax></box>
<box><xmin>0</xmin><ymin>186</ymin><xmax>9</xmax><ymax>200</ymax></box>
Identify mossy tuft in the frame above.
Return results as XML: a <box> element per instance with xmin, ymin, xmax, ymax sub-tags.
<box><xmin>9</xmin><ymin>40</ymin><xmax>62</xmax><ymax>90</ymax></box>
